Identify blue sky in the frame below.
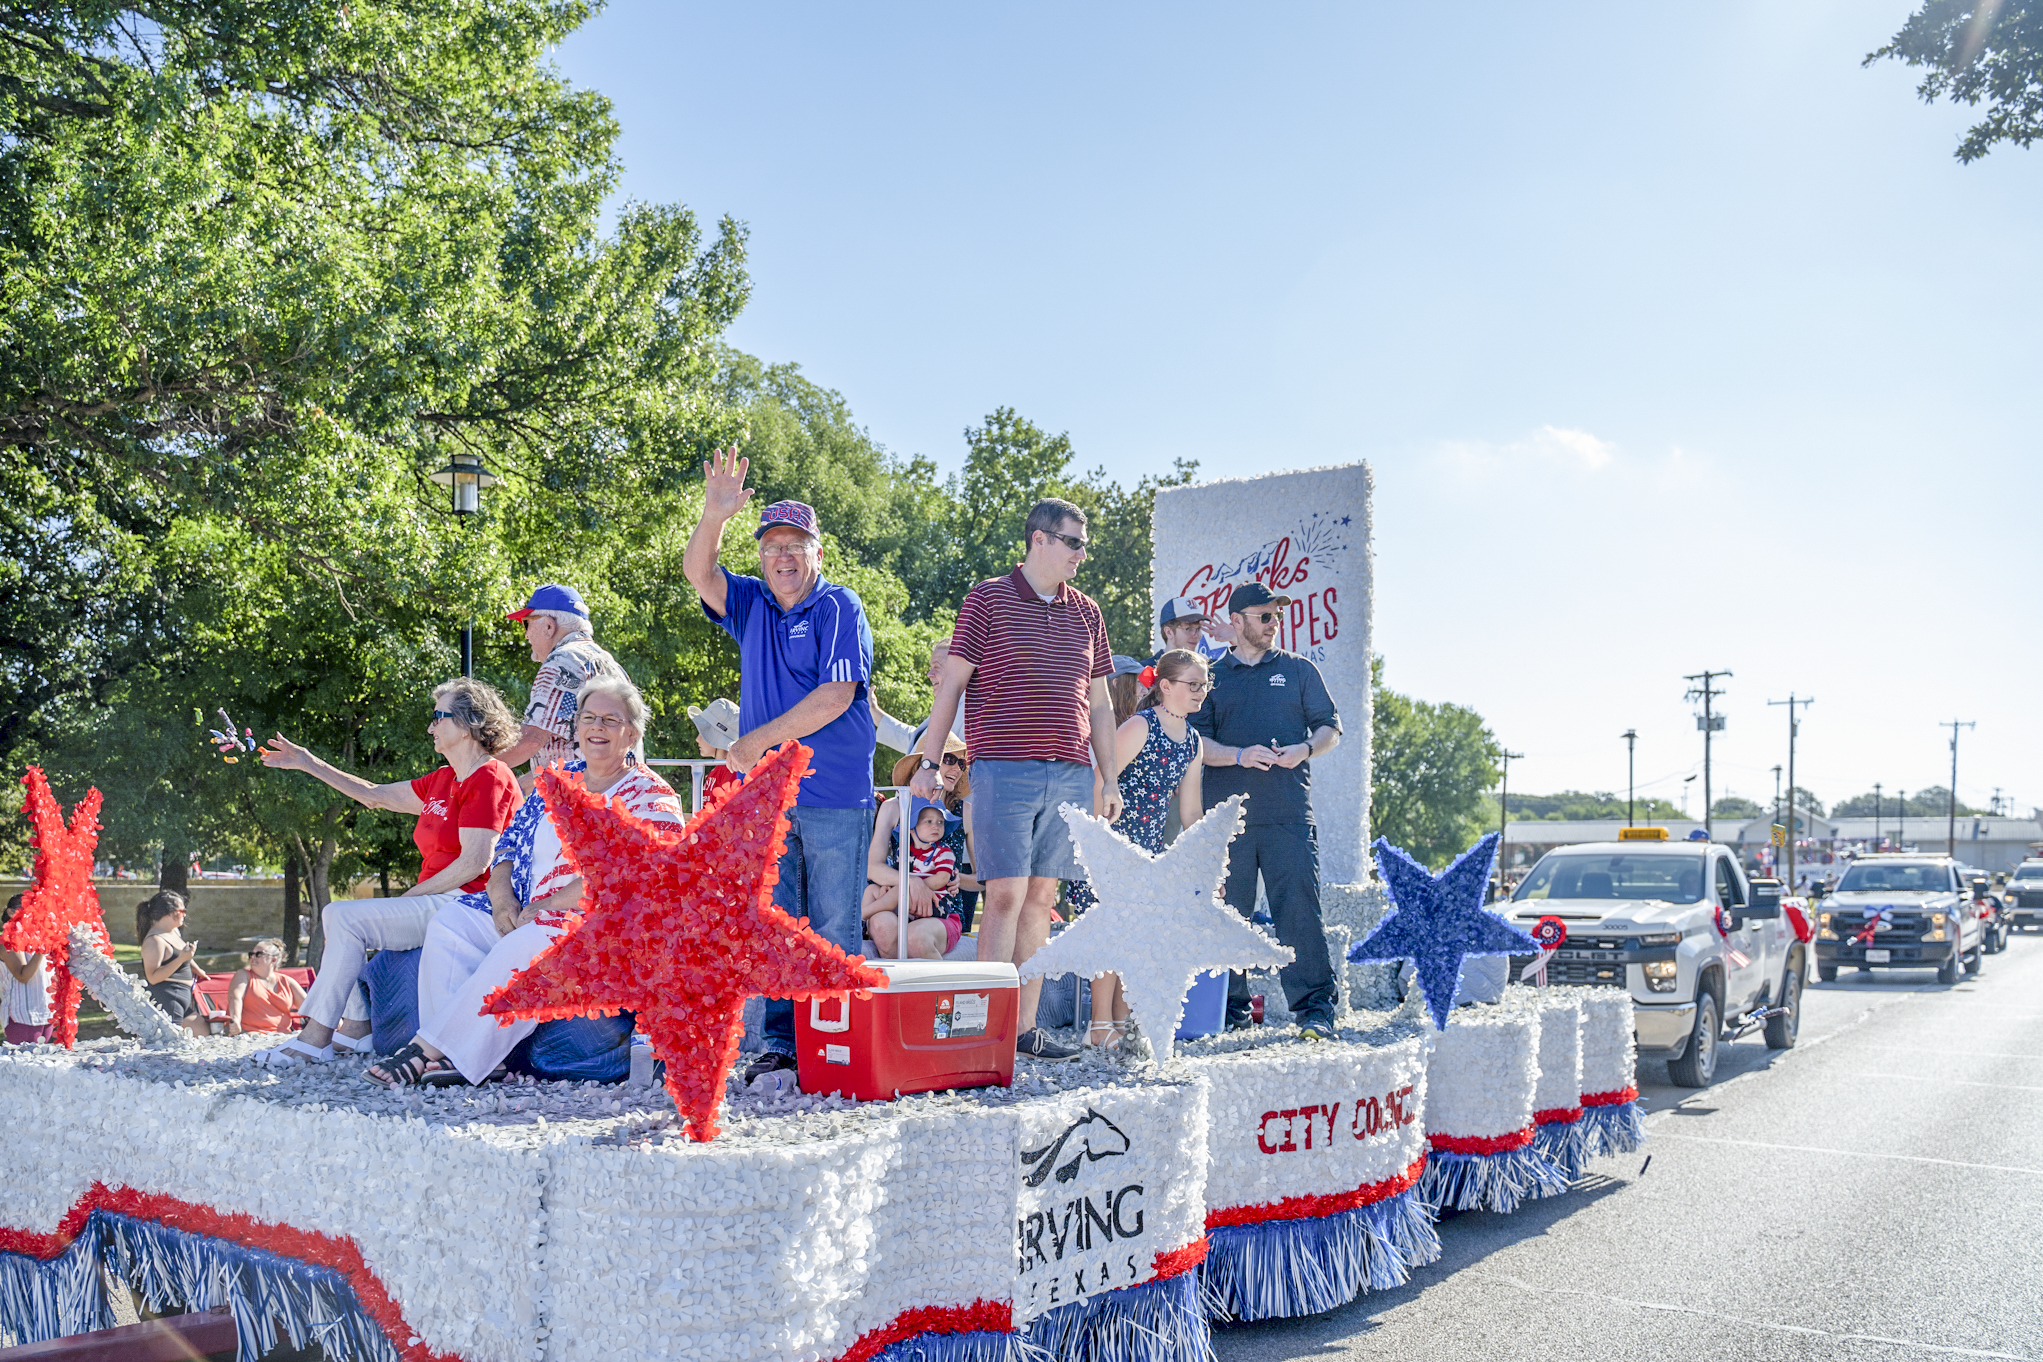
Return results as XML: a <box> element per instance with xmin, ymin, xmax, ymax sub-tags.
<box><xmin>558</xmin><ymin>2</ymin><xmax>2042</xmax><ymax>822</ymax></box>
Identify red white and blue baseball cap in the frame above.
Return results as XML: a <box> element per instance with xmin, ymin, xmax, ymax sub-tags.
<box><xmin>755</xmin><ymin>500</ymin><xmax>821</xmax><ymax>540</ymax></box>
<box><xmin>1158</xmin><ymin>596</ymin><xmax>1210</xmax><ymax>627</ymax></box>
<box><xmin>505</xmin><ymin>583</ymin><xmax>590</xmax><ymax>621</ymax></box>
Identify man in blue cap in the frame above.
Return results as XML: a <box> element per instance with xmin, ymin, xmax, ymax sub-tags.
<box><xmin>685</xmin><ymin>447</ymin><xmax>877</xmax><ymax>1091</ymax></box>
<box><xmin>500</xmin><ymin>583</ymin><xmax>622</xmax><ymax>785</ymax></box>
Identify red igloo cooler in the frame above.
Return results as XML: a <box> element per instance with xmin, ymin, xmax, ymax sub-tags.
<box><xmin>794</xmin><ymin>959</ymin><xmax>1020</xmax><ymax>1101</ymax></box>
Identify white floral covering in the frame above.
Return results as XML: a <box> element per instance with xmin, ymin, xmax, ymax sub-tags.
<box><xmin>1506</xmin><ymin>987</ymin><xmax>1584</xmax><ymax>1114</ymax></box>
<box><xmin>1574</xmin><ymin>988</ymin><xmax>1638</xmax><ymax>1096</ymax></box>
<box><xmin>1422</xmin><ymin>1008</ymin><xmax>1540</xmax><ymax>1140</ymax></box>
<box><xmin>1191</xmin><ymin>1029</ymin><xmax>1430</xmax><ymax>1217</ymax></box>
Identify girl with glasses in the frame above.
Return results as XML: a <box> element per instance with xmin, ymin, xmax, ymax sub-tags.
<box><xmin>1071</xmin><ymin>648</ymin><xmax>1212</xmax><ymax>1051</ymax></box>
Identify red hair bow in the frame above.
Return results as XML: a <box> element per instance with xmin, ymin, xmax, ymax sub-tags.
<box><xmin>1138</xmin><ymin>665</ymin><xmax>1157</xmax><ymax>687</ymax></box>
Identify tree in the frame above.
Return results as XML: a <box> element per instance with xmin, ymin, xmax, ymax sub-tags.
<box><xmin>1370</xmin><ymin>658</ymin><xmax>1500</xmax><ymax>870</ymax></box>
<box><xmin>1832</xmin><ymin>787</ymin><xmax>1983</xmax><ymax>818</ymax></box>
<box><xmin>1502</xmin><ymin>790</ymin><xmax>1687</xmax><ymax>822</ymax></box>
<box><xmin>1868</xmin><ymin>3</ymin><xmax>2043</xmax><ymax>162</ymax></box>
<box><xmin>1711</xmin><ymin>796</ymin><xmax>1765</xmax><ymax>820</ymax></box>
<box><xmin>1787</xmin><ymin>787</ymin><xmax>1826</xmax><ymax>818</ymax></box>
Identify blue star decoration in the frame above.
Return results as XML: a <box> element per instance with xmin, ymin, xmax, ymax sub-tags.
<box><xmin>1346</xmin><ymin>832</ymin><xmax>1538</xmax><ymax>1031</ymax></box>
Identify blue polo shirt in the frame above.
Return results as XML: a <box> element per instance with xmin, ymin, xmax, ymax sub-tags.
<box><xmin>702</xmin><ymin>567</ymin><xmax>876</xmax><ymax>809</ymax></box>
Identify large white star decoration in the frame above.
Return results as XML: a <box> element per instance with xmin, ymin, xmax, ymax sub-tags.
<box><xmin>1346</xmin><ymin>832</ymin><xmax>1538</xmax><ymax>1031</ymax></box>
<box><xmin>1020</xmin><ymin>795</ymin><xmax>1293</xmax><ymax>1062</ymax></box>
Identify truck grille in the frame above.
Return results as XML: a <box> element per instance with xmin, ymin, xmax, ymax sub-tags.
<box><xmin>1509</xmin><ymin>954</ymin><xmax>1626</xmax><ymax>987</ymax></box>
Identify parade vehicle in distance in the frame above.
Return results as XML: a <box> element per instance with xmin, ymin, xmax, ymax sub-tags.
<box><xmin>1504</xmin><ymin>827</ymin><xmax>1798</xmax><ymax>1089</ymax></box>
<box><xmin>1814</xmin><ymin>854</ymin><xmax>1984</xmax><ymax>986</ymax></box>
<box><xmin>1969</xmin><ymin>876</ymin><xmax>2011</xmax><ymax>955</ymax></box>
<box><xmin>2005</xmin><ymin>859</ymin><xmax>2043</xmax><ymax>931</ymax></box>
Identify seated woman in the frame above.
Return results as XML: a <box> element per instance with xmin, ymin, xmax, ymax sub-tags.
<box><xmin>225</xmin><ymin>938</ymin><xmax>306</xmax><ymax>1035</ymax></box>
<box><xmin>863</xmin><ymin>789</ymin><xmax>968</xmax><ymax>961</ymax></box>
<box><xmin>254</xmin><ymin>677</ymin><xmax>522</xmax><ymax>1065</ymax></box>
<box><xmin>137</xmin><ymin>891</ymin><xmax>210</xmax><ymax>1038</ymax></box>
<box><xmin>370</xmin><ymin>672</ymin><xmax>683</xmax><ymax>1087</ymax></box>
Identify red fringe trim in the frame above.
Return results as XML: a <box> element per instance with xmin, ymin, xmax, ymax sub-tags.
<box><xmin>832</xmin><ymin>1299</ymin><xmax>1013</xmax><ymax>1362</ymax></box>
<box><xmin>1581</xmin><ymin>1086</ymin><xmax>1639</xmax><ymax>1108</ymax></box>
<box><xmin>1429</xmin><ymin>1126</ymin><xmax>1535</xmax><ymax>1156</ymax></box>
<box><xmin>1205</xmin><ymin>1154</ymin><xmax>1428</xmax><ymax>1229</ymax></box>
<box><xmin>1150</xmin><ymin>1238</ymin><xmax>1210</xmax><ymax>1279</ymax></box>
<box><xmin>1534</xmin><ymin>1106</ymin><xmax>1585</xmax><ymax>1126</ymax></box>
<box><xmin>0</xmin><ymin>1184</ymin><xmax>457</xmax><ymax>1362</ymax></box>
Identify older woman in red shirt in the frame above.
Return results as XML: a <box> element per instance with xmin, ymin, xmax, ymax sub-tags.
<box><xmin>253</xmin><ymin>677</ymin><xmax>522</xmax><ymax>1066</ymax></box>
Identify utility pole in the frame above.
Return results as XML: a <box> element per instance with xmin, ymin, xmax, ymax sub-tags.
<box><xmin>1499</xmin><ymin>749</ymin><xmax>1525</xmax><ymax>892</ymax></box>
<box><xmin>1771</xmin><ymin>764</ymin><xmax>1783</xmax><ymax>862</ymax></box>
<box><xmin>1941</xmin><ymin>720</ymin><xmax>1975</xmax><ymax>857</ymax></box>
<box><xmin>1897</xmin><ymin>790</ymin><xmax>1906</xmax><ymax>851</ymax></box>
<box><xmin>1872</xmin><ymin>782</ymin><xmax>1882</xmax><ymax>847</ymax></box>
<box><xmin>1767</xmin><ymin>694</ymin><xmax>1813</xmax><ymax>890</ymax></box>
<box><xmin>1623</xmin><ymin>730</ymin><xmax>1638</xmax><ymax>827</ymax></box>
<box><xmin>1684</xmin><ymin>669</ymin><xmax>1731</xmax><ymax>841</ymax></box>
<box><xmin>1992</xmin><ymin>787</ymin><xmax>2005</xmax><ymax>818</ymax></box>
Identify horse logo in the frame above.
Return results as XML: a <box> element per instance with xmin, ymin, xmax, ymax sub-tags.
<box><xmin>1020</xmin><ymin>1108</ymin><xmax>1130</xmax><ymax>1187</ymax></box>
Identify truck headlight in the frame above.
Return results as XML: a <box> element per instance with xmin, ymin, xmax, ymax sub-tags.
<box><xmin>1638</xmin><ymin>932</ymin><xmax>1682</xmax><ymax>947</ymax></box>
<box><xmin>1923</xmin><ymin>912</ymin><xmax>1947</xmax><ymax>942</ymax></box>
<box><xmin>1643</xmin><ymin>959</ymin><xmax>1678</xmax><ymax>993</ymax></box>
<box><xmin>1818</xmin><ymin>911</ymin><xmax>1835</xmax><ymax>941</ymax></box>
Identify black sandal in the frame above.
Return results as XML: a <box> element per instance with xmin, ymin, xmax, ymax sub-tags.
<box><xmin>367</xmin><ymin>1042</ymin><xmax>456</xmax><ymax>1088</ymax></box>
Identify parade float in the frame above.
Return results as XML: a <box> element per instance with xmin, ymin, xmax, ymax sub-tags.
<box><xmin>0</xmin><ymin>464</ymin><xmax>1643</xmax><ymax>1361</ymax></box>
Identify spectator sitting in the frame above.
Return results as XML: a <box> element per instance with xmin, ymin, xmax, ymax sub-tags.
<box><xmin>225</xmin><ymin>938</ymin><xmax>306</xmax><ymax>1035</ymax></box>
<box><xmin>863</xmin><ymin>797</ymin><xmax>962</xmax><ymax>960</ymax></box>
<box><xmin>2</xmin><ymin>894</ymin><xmax>53</xmax><ymax>1045</ymax></box>
<box><xmin>688</xmin><ymin>698</ymin><xmax>745</xmax><ymax>805</ymax></box>
<box><xmin>137</xmin><ymin>890</ymin><xmax>210</xmax><ymax>1038</ymax></box>
<box><xmin>889</xmin><ymin>732</ymin><xmax>978</xmax><ymax>928</ymax></box>
<box><xmin>495</xmin><ymin>584</ymin><xmax>623</xmax><ymax>792</ymax></box>
<box><xmin>253</xmin><ymin>677</ymin><xmax>522</xmax><ymax>1066</ymax></box>
<box><xmin>371</xmin><ymin>672</ymin><xmax>684</xmax><ymax>1087</ymax></box>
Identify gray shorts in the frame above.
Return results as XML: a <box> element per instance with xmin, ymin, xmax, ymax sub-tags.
<box><xmin>969</xmin><ymin>759</ymin><xmax>1095</xmax><ymax>882</ymax></box>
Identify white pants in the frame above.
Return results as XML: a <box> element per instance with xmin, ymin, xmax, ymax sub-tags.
<box><xmin>300</xmin><ymin>893</ymin><xmax>458</xmax><ymax>1031</ymax></box>
<box><xmin>415</xmin><ymin>911</ymin><xmax>561</xmax><ymax>1084</ymax></box>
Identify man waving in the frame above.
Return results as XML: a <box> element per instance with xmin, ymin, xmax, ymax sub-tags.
<box><xmin>685</xmin><ymin>448</ymin><xmax>877</xmax><ymax>1091</ymax></box>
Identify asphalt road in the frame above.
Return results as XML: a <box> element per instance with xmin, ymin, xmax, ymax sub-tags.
<box><xmin>1214</xmin><ymin>935</ymin><xmax>2043</xmax><ymax>1361</ymax></box>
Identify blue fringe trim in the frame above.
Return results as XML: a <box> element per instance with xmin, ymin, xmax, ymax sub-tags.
<box><xmin>1531</xmin><ymin>1116</ymin><xmax>1596</xmax><ymax>1186</ymax></box>
<box><xmin>1199</xmin><ymin>1188</ymin><xmax>1441</xmax><ymax>1323</ymax></box>
<box><xmin>0</xmin><ymin>1211</ymin><xmax>396</xmax><ymax>1362</ymax></box>
<box><xmin>1583</xmin><ymin>1099</ymin><xmax>1647</xmax><ymax>1156</ymax></box>
<box><xmin>1018</xmin><ymin>1269</ymin><xmax>1210</xmax><ymax>1362</ymax></box>
<box><xmin>1416</xmin><ymin>1144</ymin><xmax>1570</xmax><ymax>1215</ymax></box>
<box><xmin>872</xmin><ymin>1329</ymin><xmax>1016</xmax><ymax>1362</ymax></box>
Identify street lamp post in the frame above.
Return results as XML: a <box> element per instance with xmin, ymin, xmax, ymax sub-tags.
<box><xmin>1498</xmin><ymin>748</ymin><xmax>1524</xmax><ymax>894</ymax></box>
<box><xmin>1897</xmin><ymin>790</ymin><xmax>1906</xmax><ymax>851</ymax></box>
<box><xmin>430</xmin><ymin>452</ymin><xmax>499</xmax><ymax>677</ymax></box>
<box><xmin>1684</xmin><ymin>669</ymin><xmax>1731</xmax><ymax>841</ymax></box>
<box><xmin>1767</xmin><ymin>694</ymin><xmax>1812</xmax><ymax>890</ymax></box>
<box><xmin>1941</xmin><ymin>720</ymin><xmax>1975</xmax><ymax>857</ymax></box>
<box><xmin>1873</xmin><ymin>782</ymin><xmax>1882</xmax><ymax>848</ymax></box>
<box><xmin>1623</xmin><ymin>729</ymin><xmax>1638</xmax><ymax>827</ymax></box>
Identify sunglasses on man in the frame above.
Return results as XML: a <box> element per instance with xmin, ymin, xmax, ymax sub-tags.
<box><xmin>1044</xmin><ymin>530</ymin><xmax>1088</xmax><ymax>552</ymax></box>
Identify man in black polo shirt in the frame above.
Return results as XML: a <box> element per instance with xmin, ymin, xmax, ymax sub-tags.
<box><xmin>1188</xmin><ymin>582</ymin><xmax>1343</xmax><ymax>1038</ymax></box>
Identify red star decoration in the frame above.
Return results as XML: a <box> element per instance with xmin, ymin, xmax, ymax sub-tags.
<box><xmin>3</xmin><ymin>768</ymin><xmax>110</xmax><ymax>1048</ymax></box>
<box><xmin>482</xmin><ymin>742</ymin><xmax>885</xmax><ymax>1141</ymax></box>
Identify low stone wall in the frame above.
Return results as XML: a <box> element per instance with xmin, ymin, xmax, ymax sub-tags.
<box><xmin>3</xmin><ymin>880</ymin><xmax>295</xmax><ymax>950</ymax></box>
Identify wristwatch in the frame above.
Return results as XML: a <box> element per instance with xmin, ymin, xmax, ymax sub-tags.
<box><xmin>918</xmin><ymin>758</ymin><xmax>940</xmax><ymax>772</ymax></box>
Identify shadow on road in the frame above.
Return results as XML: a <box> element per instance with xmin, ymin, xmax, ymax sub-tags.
<box><xmin>1212</xmin><ymin>1173</ymin><xmax>1636</xmax><ymax>1355</ymax></box>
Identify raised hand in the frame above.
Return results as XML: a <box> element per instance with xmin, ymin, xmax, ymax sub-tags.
<box><xmin>701</xmin><ymin>445</ymin><xmax>754</xmax><ymax>523</ymax></box>
<box><xmin>259</xmin><ymin>733</ymin><xmax>313</xmax><ymax>772</ymax></box>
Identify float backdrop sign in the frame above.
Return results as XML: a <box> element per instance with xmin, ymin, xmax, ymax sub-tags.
<box><xmin>1151</xmin><ymin>462</ymin><xmax>1372</xmax><ymax>884</ymax></box>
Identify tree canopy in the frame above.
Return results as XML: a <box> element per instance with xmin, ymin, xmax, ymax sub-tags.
<box><xmin>1832</xmin><ymin>787</ymin><xmax>1985</xmax><ymax>818</ymax></box>
<box><xmin>1369</xmin><ymin>658</ymin><xmax>1499</xmax><ymax>870</ymax></box>
<box><xmin>1869</xmin><ymin>2</ymin><xmax>2043</xmax><ymax>162</ymax></box>
<box><xmin>1503</xmin><ymin>790</ymin><xmax>1688</xmax><ymax>823</ymax></box>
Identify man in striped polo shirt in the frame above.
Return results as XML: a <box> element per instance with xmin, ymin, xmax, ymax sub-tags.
<box><xmin>911</xmin><ymin>498</ymin><xmax>1122</xmax><ymax>1062</ymax></box>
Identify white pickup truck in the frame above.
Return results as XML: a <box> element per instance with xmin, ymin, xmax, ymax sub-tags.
<box><xmin>1501</xmin><ymin>827</ymin><xmax>1802</xmax><ymax>1088</ymax></box>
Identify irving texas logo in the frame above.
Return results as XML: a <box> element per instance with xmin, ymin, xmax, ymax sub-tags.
<box><xmin>1175</xmin><ymin>511</ymin><xmax>1351</xmax><ymax>663</ymax></box>
<box><xmin>1015</xmin><ymin>1109</ymin><xmax>1149</xmax><ymax>1311</ymax></box>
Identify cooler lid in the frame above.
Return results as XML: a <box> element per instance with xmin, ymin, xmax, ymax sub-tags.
<box><xmin>867</xmin><ymin>959</ymin><xmax>1020</xmax><ymax>993</ymax></box>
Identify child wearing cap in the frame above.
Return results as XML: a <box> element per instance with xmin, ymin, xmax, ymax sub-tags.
<box><xmin>861</xmin><ymin>796</ymin><xmax>960</xmax><ymax>960</ymax></box>
<box><xmin>687</xmin><ymin>698</ymin><xmax>744</xmax><ymax>804</ymax></box>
